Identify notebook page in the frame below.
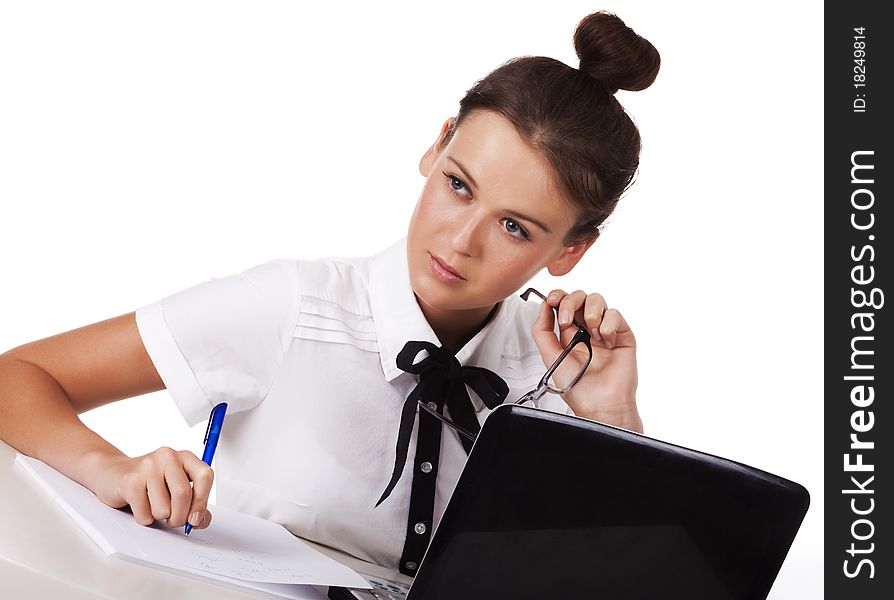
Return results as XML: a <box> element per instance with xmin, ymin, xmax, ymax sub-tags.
<box><xmin>15</xmin><ymin>453</ymin><xmax>369</xmax><ymax>590</ymax></box>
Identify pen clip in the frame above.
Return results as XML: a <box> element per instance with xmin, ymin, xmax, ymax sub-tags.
<box><xmin>204</xmin><ymin>403</ymin><xmax>226</xmax><ymax>444</ymax></box>
<box><xmin>204</xmin><ymin>411</ymin><xmax>214</xmax><ymax>444</ymax></box>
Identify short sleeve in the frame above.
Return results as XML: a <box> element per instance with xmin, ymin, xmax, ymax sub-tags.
<box><xmin>135</xmin><ymin>259</ymin><xmax>302</xmax><ymax>426</ymax></box>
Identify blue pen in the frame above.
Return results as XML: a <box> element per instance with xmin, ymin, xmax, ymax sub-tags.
<box><xmin>185</xmin><ymin>402</ymin><xmax>227</xmax><ymax>535</ymax></box>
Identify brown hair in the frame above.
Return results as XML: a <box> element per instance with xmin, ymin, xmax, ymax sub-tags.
<box><xmin>440</xmin><ymin>11</ymin><xmax>660</xmax><ymax>245</ymax></box>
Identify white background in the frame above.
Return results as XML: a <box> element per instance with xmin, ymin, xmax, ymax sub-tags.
<box><xmin>0</xmin><ymin>1</ymin><xmax>822</xmax><ymax>597</ymax></box>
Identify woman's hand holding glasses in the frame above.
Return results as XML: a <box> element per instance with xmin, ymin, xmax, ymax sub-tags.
<box><xmin>529</xmin><ymin>288</ymin><xmax>641</xmax><ymax>433</ymax></box>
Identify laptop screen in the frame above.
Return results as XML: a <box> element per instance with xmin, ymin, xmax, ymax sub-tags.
<box><xmin>408</xmin><ymin>405</ymin><xmax>809</xmax><ymax>600</ymax></box>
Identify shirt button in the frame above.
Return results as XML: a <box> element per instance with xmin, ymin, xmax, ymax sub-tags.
<box><xmin>426</xmin><ymin>401</ymin><xmax>438</xmax><ymax>411</ymax></box>
<box><xmin>405</xmin><ymin>561</ymin><xmax>418</xmax><ymax>571</ymax></box>
<box><xmin>414</xmin><ymin>522</ymin><xmax>427</xmax><ymax>535</ymax></box>
<box><xmin>420</xmin><ymin>461</ymin><xmax>433</xmax><ymax>473</ymax></box>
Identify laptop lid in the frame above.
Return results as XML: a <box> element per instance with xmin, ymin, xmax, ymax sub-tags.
<box><xmin>407</xmin><ymin>404</ymin><xmax>809</xmax><ymax>600</ymax></box>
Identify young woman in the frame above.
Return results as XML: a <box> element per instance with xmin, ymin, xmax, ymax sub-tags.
<box><xmin>0</xmin><ymin>11</ymin><xmax>659</xmax><ymax>574</ymax></box>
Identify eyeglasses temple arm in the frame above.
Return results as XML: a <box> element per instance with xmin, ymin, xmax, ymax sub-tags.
<box><xmin>417</xmin><ymin>400</ymin><xmax>477</xmax><ymax>442</ymax></box>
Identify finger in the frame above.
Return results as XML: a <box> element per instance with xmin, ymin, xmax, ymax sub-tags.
<box><xmin>598</xmin><ymin>308</ymin><xmax>636</xmax><ymax>349</ymax></box>
<box><xmin>119</xmin><ymin>471</ymin><xmax>154</xmax><ymax>526</ymax></box>
<box><xmin>531</xmin><ymin>297</ymin><xmax>563</xmax><ymax>366</ymax></box>
<box><xmin>146</xmin><ymin>473</ymin><xmax>172</xmax><ymax>522</ymax></box>
<box><xmin>164</xmin><ymin>464</ymin><xmax>195</xmax><ymax>528</ymax></box>
<box><xmin>582</xmin><ymin>292</ymin><xmax>608</xmax><ymax>342</ymax></box>
<box><xmin>556</xmin><ymin>290</ymin><xmax>588</xmax><ymax>328</ymax></box>
<box><xmin>188</xmin><ymin>508</ymin><xmax>214</xmax><ymax>530</ymax></box>
<box><xmin>181</xmin><ymin>451</ymin><xmax>215</xmax><ymax>529</ymax></box>
<box><xmin>545</xmin><ymin>288</ymin><xmax>568</xmax><ymax>308</ymax></box>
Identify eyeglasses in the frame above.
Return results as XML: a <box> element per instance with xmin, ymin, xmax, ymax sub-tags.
<box><xmin>418</xmin><ymin>287</ymin><xmax>593</xmax><ymax>442</ymax></box>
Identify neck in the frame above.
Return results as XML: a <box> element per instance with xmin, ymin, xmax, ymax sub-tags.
<box><xmin>416</xmin><ymin>299</ymin><xmax>500</xmax><ymax>354</ymax></box>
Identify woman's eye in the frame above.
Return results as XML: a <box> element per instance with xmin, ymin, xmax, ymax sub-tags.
<box><xmin>501</xmin><ymin>218</ymin><xmax>530</xmax><ymax>240</ymax></box>
<box><xmin>443</xmin><ymin>172</ymin><xmax>469</xmax><ymax>197</ymax></box>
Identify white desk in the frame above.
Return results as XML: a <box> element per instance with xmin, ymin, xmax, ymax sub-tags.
<box><xmin>0</xmin><ymin>439</ymin><xmax>411</xmax><ymax>599</ymax></box>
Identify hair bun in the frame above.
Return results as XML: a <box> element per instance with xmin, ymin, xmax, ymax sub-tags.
<box><xmin>573</xmin><ymin>11</ymin><xmax>660</xmax><ymax>93</ymax></box>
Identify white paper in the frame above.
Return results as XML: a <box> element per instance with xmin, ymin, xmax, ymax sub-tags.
<box><xmin>16</xmin><ymin>454</ymin><xmax>370</xmax><ymax>596</ymax></box>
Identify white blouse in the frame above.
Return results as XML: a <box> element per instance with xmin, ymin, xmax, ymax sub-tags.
<box><xmin>134</xmin><ymin>237</ymin><xmax>570</xmax><ymax>570</ymax></box>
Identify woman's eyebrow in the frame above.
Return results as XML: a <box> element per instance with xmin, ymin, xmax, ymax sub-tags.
<box><xmin>505</xmin><ymin>209</ymin><xmax>552</xmax><ymax>234</ymax></box>
<box><xmin>446</xmin><ymin>156</ymin><xmax>480</xmax><ymax>191</ymax></box>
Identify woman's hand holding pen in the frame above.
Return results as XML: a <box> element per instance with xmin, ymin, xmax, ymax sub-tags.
<box><xmin>531</xmin><ymin>289</ymin><xmax>642</xmax><ymax>433</ymax></box>
<box><xmin>91</xmin><ymin>447</ymin><xmax>214</xmax><ymax>531</ymax></box>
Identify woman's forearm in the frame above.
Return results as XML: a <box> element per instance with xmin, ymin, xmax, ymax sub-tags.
<box><xmin>0</xmin><ymin>356</ymin><xmax>126</xmax><ymax>492</ymax></box>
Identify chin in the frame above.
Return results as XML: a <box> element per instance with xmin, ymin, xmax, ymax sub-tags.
<box><xmin>412</xmin><ymin>276</ymin><xmax>460</xmax><ymax>310</ymax></box>
<box><xmin>410</xmin><ymin>277</ymin><xmax>471</xmax><ymax>312</ymax></box>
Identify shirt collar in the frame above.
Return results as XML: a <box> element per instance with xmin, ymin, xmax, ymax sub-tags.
<box><xmin>369</xmin><ymin>237</ymin><xmax>518</xmax><ymax>386</ymax></box>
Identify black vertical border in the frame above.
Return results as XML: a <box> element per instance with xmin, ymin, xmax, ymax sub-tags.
<box><xmin>826</xmin><ymin>3</ymin><xmax>892</xmax><ymax>597</ymax></box>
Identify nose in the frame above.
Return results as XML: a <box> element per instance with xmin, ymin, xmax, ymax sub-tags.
<box><xmin>448</xmin><ymin>212</ymin><xmax>484</xmax><ymax>257</ymax></box>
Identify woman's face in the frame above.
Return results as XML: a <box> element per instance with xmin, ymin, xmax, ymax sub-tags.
<box><xmin>407</xmin><ymin>110</ymin><xmax>593</xmax><ymax>327</ymax></box>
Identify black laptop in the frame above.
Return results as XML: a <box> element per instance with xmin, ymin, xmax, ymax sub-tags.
<box><xmin>330</xmin><ymin>404</ymin><xmax>809</xmax><ymax>600</ymax></box>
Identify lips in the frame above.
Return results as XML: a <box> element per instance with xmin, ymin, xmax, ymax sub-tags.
<box><xmin>428</xmin><ymin>253</ymin><xmax>465</xmax><ymax>282</ymax></box>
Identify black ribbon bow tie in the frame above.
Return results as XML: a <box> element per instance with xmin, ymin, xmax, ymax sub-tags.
<box><xmin>376</xmin><ymin>340</ymin><xmax>509</xmax><ymax>506</ymax></box>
